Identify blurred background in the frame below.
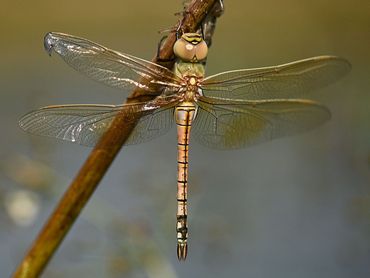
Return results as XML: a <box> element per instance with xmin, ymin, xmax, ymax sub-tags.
<box><xmin>1</xmin><ymin>0</ymin><xmax>369</xmax><ymax>277</ymax></box>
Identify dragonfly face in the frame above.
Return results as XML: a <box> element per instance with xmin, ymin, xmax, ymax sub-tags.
<box><xmin>173</xmin><ymin>33</ymin><xmax>208</xmax><ymax>62</ymax></box>
<box><xmin>19</xmin><ymin>32</ymin><xmax>351</xmax><ymax>260</ymax></box>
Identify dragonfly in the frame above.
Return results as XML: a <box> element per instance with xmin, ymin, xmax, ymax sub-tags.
<box><xmin>19</xmin><ymin>32</ymin><xmax>350</xmax><ymax>260</ymax></box>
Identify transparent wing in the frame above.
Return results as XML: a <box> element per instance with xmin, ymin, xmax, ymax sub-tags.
<box><xmin>202</xmin><ymin>56</ymin><xmax>351</xmax><ymax>100</ymax></box>
<box><xmin>44</xmin><ymin>32</ymin><xmax>182</xmax><ymax>94</ymax></box>
<box><xmin>193</xmin><ymin>96</ymin><xmax>331</xmax><ymax>149</ymax></box>
<box><xmin>19</xmin><ymin>101</ymin><xmax>177</xmax><ymax>147</ymax></box>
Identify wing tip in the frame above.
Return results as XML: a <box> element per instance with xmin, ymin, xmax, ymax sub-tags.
<box><xmin>18</xmin><ymin>111</ymin><xmax>36</xmax><ymax>132</ymax></box>
<box><xmin>314</xmin><ymin>55</ymin><xmax>352</xmax><ymax>73</ymax></box>
<box><xmin>338</xmin><ymin>56</ymin><xmax>352</xmax><ymax>73</ymax></box>
<box><xmin>44</xmin><ymin>32</ymin><xmax>57</xmax><ymax>56</ymax></box>
<box><xmin>44</xmin><ymin>32</ymin><xmax>67</xmax><ymax>56</ymax></box>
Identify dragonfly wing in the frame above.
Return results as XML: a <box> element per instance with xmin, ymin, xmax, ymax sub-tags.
<box><xmin>193</xmin><ymin>96</ymin><xmax>331</xmax><ymax>149</ymax></box>
<box><xmin>126</xmin><ymin>103</ymin><xmax>176</xmax><ymax>145</ymax></box>
<box><xmin>202</xmin><ymin>56</ymin><xmax>351</xmax><ymax>100</ymax></box>
<box><xmin>44</xmin><ymin>32</ymin><xmax>182</xmax><ymax>94</ymax></box>
<box><xmin>19</xmin><ymin>101</ymin><xmax>177</xmax><ymax>147</ymax></box>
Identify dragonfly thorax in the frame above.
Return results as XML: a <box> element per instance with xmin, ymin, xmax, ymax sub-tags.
<box><xmin>176</xmin><ymin>75</ymin><xmax>202</xmax><ymax>102</ymax></box>
<box><xmin>181</xmin><ymin>89</ymin><xmax>197</xmax><ymax>102</ymax></box>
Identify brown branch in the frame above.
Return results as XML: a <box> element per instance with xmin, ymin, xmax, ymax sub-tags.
<box><xmin>12</xmin><ymin>0</ymin><xmax>220</xmax><ymax>277</ymax></box>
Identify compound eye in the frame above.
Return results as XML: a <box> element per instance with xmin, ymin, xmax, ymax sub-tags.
<box><xmin>173</xmin><ymin>39</ymin><xmax>196</xmax><ymax>61</ymax></box>
<box><xmin>194</xmin><ymin>40</ymin><xmax>208</xmax><ymax>61</ymax></box>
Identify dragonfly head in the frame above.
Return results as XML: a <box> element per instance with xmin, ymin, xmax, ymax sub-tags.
<box><xmin>173</xmin><ymin>33</ymin><xmax>208</xmax><ymax>63</ymax></box>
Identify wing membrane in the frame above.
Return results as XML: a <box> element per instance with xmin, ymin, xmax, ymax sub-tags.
<box><xmin>19</xmin><ymin>101</ymin><xmax>177</xmax><ymax>147</ymax></box>
<box><xmin>193</xmin><ymin>96</ymin><xmax>331</xmax><ymax>149</ymax></box>
<box><xmin>44</xmin><ymin>32</ymin><xmax>182</xmax><ymax>94</ymax></box>
<box><xmin>202</xmin><ymin>56</ymin><xmax>350</xmax><ymax>100</ymax></box>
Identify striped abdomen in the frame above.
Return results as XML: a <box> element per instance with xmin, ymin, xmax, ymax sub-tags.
<box><xmin>175</xmin><ymin>101</ymin><xmax>196</xmax><ymax>260</ymax></box>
